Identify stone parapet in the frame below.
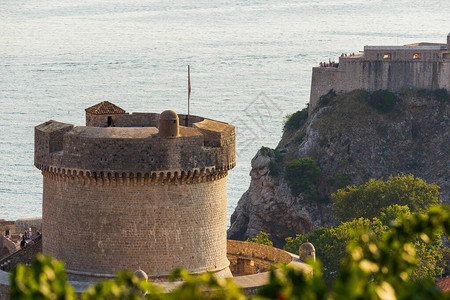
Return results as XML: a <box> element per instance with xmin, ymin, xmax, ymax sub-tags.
<box><xmin>35</xmin><ymin>113</ymin><xmax>235</xmax><ymax>178</ymax></box>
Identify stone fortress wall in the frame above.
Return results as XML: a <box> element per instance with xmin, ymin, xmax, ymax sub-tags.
<box><xmin>309</xmin><ymin>33</ymin><xmax>450</xmax><ymax>110</ymax></box>
<box><xmin>34</xmin><ymin>102</ymin><xmax>236</xmax><ymax>280</ymax></box>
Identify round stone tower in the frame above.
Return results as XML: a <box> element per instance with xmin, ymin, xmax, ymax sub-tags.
<box><xmin>34</xmin><ymin>102</ymin><xmax>235</xmax><ymax>280</ymax></box>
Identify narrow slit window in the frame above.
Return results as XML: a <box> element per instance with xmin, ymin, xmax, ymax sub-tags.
<box><xmin>413</xmin><ymin>53</ymin><xmax>421</xmax><ymax>59</ymax></box>
<box><xmin>383</xmin><ymin>53</ymin><xmax>391</xmax><ymax>59</ymax></box>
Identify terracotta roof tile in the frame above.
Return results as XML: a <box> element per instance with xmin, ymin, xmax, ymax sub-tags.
<box><xmin>85</xmin><ymin>101</ymin><xmax>126</xmax><ymax>115</ymax></box>
<box><xmin>437</xmin><ymin>277</ymin><xmax>450</xmax><ymax>292</ymax></box>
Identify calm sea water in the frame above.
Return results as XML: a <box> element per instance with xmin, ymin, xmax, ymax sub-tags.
<box><xmin>0</xmin><ymin>0</ymin><xmax>448</xmax><ymax>222</ymax></box>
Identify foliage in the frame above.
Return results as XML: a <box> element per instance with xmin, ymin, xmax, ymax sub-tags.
<box><xmin>283</xmin><ymin>108</ymin><xmax>308</xmax><ymax>132</ymax></box>
<box><xmin>327</xmin><ymin>206</ymin><xmax>449</xmax><ymax>300</ymax></box>
<box><xmin>433</xmin><ymin>88</ymin><xmax>449</xmax><ymax>102</ymax></box>
<box><xmin>367</xmin><ymin>90</ymin><xmax>398</xmax><ymax>113</ymax></box>
<box><xmin>82</xmin><ymin>271</ymin><xmax>164</xmax><ymax>300</ymax></box>
<box><xmin>284</xmin><ymin>205</ymin><xmax>447</xmax><ymax>284</ymax></box>
<box><xmin>284</xmin><ymin>217</ymin><xmax>386</xmax><ymax>284</ymax></box>
<box><xmin>10</xmin><ymin>207</ymin><xmax>450</xmax><ymax>299</ymax></box>
<box><xmin>337</xmin><ymin>160</ymin><xmax>349</xmax><ymax>168</ymax></box>
<box><xmin>378</xmin><ymin>204</ymin><xmax>411</xmax><ymax>225</ymax></box>
<box><xmin>333</xmin><ymin>171</ymin><xmax>350</xmax><ymax>190</ymax></box>
<box><xmin>400</xmin><ymin>87</ymin><xmax>449</xmax><ymax>102</ymax></box>
<box><xmin>259</xmin><ymin>147</ymin><xmax>283</xmax><ymax>177</ymax></box>
<box><xmin>10</xmin><ymin>254</ymin><xmax>76</xmax><ymax>300</ymax></box>
<box><xmin>268</xmin><ymin>160</ymin><xmax>280</xmax><ymax>177</ymax></box>
<box><xmin>318</xmin><ymin>89</ymin><xmax>337</xmax><ymax>108</ymax></box>
<box><xmin>259</xmin><ymin>146</ymin><xmax>272</xmax><ymax>157</ymax></box>
<box><xmin>246</xmin><ymin>231</ymin><xmax>273</xmax><ymax>247</ymax></box>
<box><xmin>168</xmin><ymin>267</ymin><xmax>245</xmax><ymax>300</ymax></box>
<box><xmin>285</xmin><ymin>157</ymin><xmax>321</xmax><ymax>197</ymax></box>
<box><xmin>332</xmin><ymin>174</ymin><xmax>441</xmax><ymax>222</ymax></box>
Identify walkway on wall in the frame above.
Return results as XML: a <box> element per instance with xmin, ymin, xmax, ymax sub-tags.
<box><xmin>0</xmin><ymin>233</ymin><xmax>42</xmax><ymax>271</ymax></box>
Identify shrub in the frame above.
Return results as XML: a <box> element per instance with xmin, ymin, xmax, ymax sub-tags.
<box><xmin>367</xmin><ymin>90</ymin><xmax>398</xmax><ymax>113</ymax></box>
<box><xmin>283</xmin><ymin>108</ymin><xmax>308</xmax><ymax>132</ymax></box>
<box><xmin>285</xmin><ymin>158</ymin><xmax>321</xmax><ymax>196</ymax></box>
<box><xmin>259</xmin><ymin>146</ymin><xmax>272</xmax><ymax>156</ymax></box>
<box><xmin>268</xmin><ymin>160</ymin><xmax>280</xmax><ymax>177</ymax></box>
<box><xmin>318</xmin><ymin>89</ymin><xmax>337</xmax><ymax>108</ymax></box>
<box><xmin>433</xmin><ymin>88</ymin><xmax>450</xmax><ymax>102</ymax></box>
<box><xmin>10</xmin><ymin>207</ymin><xmax>450</xmax><ymax>299</ymax></box>
<box><xmin>246</xmin><ymin>231</ymin><xmax>273</xmax><ymax>247</ymax></box>
<box><xmin>332</xmin><ymin>174</ymin><xmax>441</xmax><ymax>222</ymax></box>
<box><xmin>333</xmin><ymin>171</ymin><xmax>350</xmax><ymax>190</ymax></box>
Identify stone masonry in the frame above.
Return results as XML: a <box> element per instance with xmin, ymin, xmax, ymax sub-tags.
<box><xmin>34</xmin><ymin>102</ymin><xmax>236</xmax><ymax>281</ymax></box>
<box><xmin>310</xmin><ymin>33</ymin><xmax>450</xmax><ymax>110</ymax></box>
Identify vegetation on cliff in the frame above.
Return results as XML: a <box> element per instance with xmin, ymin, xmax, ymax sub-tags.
<box><xmin>11</xmin><ymin>206</ymin><xmax>450</xmax><ymax>299</ymax></box>
<box><xmin>283</xmin><ymin>173</ymin><xmax>448</xmax><ymax>283</ymax></box>
<box><xmin>228</xmin><ymin>88</ymin><xmax>449</xmax><ymax>247</ymax></box>
<box><xmin>332</xmin><ymin>174</ymin><xmax>441</xmax><ymax>222</ymax></box>
<box><xmin>285</xmin><ymin>158</ymin><xmax>321</xmax><ymax>200</ymax></box>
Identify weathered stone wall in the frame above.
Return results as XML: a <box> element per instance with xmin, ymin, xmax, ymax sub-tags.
<box><xmin>0</xmin><ymin>236</ymin><xmax>16</xmax><ymax>259</ymax></box>
<box><xmin>0</xmin><ymin>236</ymin><xmax>42</xmax><ymax>272</ymax></box>
<box><xmin>227</xmin><ymin>240</ymin><xmax>292</xmax><ymax>275</ymax></box>
<box><xmin>86</xmin><ymin>111</ymin><xmax>205</xmax><ymax>128</ymax></box>
<box><xmin>42</xmin><ymin>173</ymin><xmax>229</xmax><ymax>279</ymax></box>
<box><xmin>36</xmin><ymin>108</ymin><xmax>236</xmax><ymax>281</ymax></box>
<box><xmin>34</xmin><ymin>121</ymin><xmax>74</xmax><ymax>166</ymax></box>
<box><xmin>0</xmin><ymin>220</ymin><xmax>15</xmax><ymax>236</ymax></box>
<box><xmin>310</xmin><ymin>59</ymin><xmax>450</xmax><ymax>110</ymax></box>
<box><xmin>309</xmin><ymin>42</ymin><xmax>450</xmax><ymax>110</ymax></box>
<box><xmin>0</xmin><ymin>271</ymin><xmax>9</xmax><ymax>300</ymax></box>
<box><xmin>35</xmin><ymin>118</ymin><xmax>235</xmax><ymax>178</ymax></box>
<box><xmin>14</xmin><ymin>218</ymin><xmax>42</xmax><ymax>234</ymax></box>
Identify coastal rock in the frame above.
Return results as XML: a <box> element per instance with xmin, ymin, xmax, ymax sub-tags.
<box><xmin>228</xmin><ymin>90</ymin><xmax>449</xmax><ymax>246</ymax></box>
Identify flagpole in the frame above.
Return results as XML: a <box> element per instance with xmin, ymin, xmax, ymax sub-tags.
<box><xmin>186</xmin><ymin>65</ymin><xmax>191</xmax><ymax>126</ymax></box>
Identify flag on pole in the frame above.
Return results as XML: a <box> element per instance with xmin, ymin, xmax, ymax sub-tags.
<box><xmin>188</xmin><ymin>65</ymin><xmax>191</xmax><ymax>102</ymax></box>
<box><xmin>186</xmin><ymin>65</ymin><xmax>191</xmax><ymax>126</ymax></box>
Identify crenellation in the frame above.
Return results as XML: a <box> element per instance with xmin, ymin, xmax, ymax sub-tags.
<box><xmin>35</xmin><ymin>104</ymin><xmax>235</xmax><ymax>281</ymax></box>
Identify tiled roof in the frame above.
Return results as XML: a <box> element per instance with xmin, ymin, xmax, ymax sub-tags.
<box><xmin>437</xmin><ymin>277</ymin><xmax>450</xmax><ymax>292</ymax></box>
<box><xmin>85</xmin><ymin>101</ymin><xmax>126</xmax><ymax>115</ymax></box>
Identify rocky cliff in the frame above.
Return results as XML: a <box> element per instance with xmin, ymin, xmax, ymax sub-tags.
<box><xmin>228</xmin><ymin>89</ymin><xmax>449</xmax><ymax>247</ymax></box>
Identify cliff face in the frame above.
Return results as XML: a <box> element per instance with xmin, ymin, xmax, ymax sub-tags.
<box><xmin>227</xmin><ymin>90</ymin><xmax>449</xmax><ymax>247</ymax></box>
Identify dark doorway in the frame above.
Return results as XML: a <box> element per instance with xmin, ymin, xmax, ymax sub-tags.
<box><xmin>107</xmin><ymin>116</ymin><xmax>112</xmax><ymax>127</ymax></box>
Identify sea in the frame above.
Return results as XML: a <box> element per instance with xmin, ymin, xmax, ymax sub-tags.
<box><xmin>0</xmin><ymin>0</ymin><xmax>449</xmax><ymax>224</ymax></box>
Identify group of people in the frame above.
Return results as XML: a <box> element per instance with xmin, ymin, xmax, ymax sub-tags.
<box><xmin>318</xmin><ymin>52</ymin><xmax>359</xmax><ymax>68</ymax></box>
<box><xmin>319</xmin><ymin>59</ymin><xmax>338</xmax><ymax>68</ymax></box>
<box><xmin>19</xmin><ymin>231</ymin><xmax>40</xmax><ymax>249</ymax></box>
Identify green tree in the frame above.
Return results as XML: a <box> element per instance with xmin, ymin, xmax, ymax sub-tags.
<box><xmin>284</xmin><ymin>217</ymin><xmax>386</xmax><ymax>284</ymax></box>
<box><xmin>284</xmin><ymin>205</ymin><xmax>446</xmax><ymax>283</ymax></box>
<box><xmin>246</xmin><ymin>231</ymin><xmax>273</xmax><ymax>247</ymax></box>
<box><xmin>378</xmin><ymin>203</ymin><xmax>411</xmax><ymax>225</ymax></box>
<box><xmin>285</xmin><ymin>157</ymin><xmax>321</xmax><ymax>197</ymax></box>
<box><xmin>283</xmin><ymin>108</ymin><xmax>308</xmax><ymax>132</ymax></box>
<box><xmin>9</xmin><ymin>207</ymin><xmax>450</xmax><ymax>299</ymax></box>
<box><xmin>367</xmin><ymin>89</ymin><xmax>398</xmax><ymax>113</ymax></box>
<box><xmin>10</xmin><ymin>254</ymin><xmax>76</xmax><ymax>300</ymax></box>
<box><xmin>332</xmin><ymin>174</ymin><xmax>441</xmax><ymax>222</ymax></box>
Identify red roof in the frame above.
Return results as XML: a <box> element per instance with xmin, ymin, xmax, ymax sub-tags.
<box><xmin>85</xmin><ymin>101</ymin><xmax>126</xmax><ymax>115</ymax></box>
<box><xmin>437</xmin><ymin>277</ymin><xmax>450</xmax><ymax>292</ymax></box>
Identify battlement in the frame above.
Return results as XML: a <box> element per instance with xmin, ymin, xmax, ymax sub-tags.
<box><xmin>35</xmin><ymin>103</ymin><xmax>236</xmax><ymax>180</ymax></box>
<box><xmin>309</xmin><ymin>34</ymin><xmax>450</xmax><ymax>110</ymax></box>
